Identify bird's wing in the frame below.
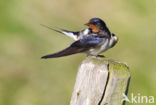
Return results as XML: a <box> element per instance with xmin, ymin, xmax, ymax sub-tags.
<box><xmin>41</xmin><ymin>36</ymin><xmax>104</xmax><ymax>59</ymax></box>
<box><xmin>41</xmin><ymin>24</ymin><xmax>79</xmax><ymax>40</ymax></box>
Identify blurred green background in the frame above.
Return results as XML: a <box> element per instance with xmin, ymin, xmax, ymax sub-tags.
<box><xmin>0</xmin><ymin>0</ymin><xmax>156</xmax><ymax>105</ymax></box>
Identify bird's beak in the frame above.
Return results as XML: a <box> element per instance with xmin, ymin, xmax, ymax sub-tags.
<box><xmin>84</xmin><ymin>23</ymin><xmax>89</xmax><ymax>26</ymax></box>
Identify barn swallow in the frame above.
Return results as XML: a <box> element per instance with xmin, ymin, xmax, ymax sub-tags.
<box><xmin>41</xmin><ymin>18</ymin><xmax>118</xmax><ymax>59</ymax></box>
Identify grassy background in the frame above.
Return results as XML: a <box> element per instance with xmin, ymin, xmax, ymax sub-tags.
<box><xmin>0</xmin><ymin>0</ymin><xmax>156</xmax><ymax>105</ymax></box>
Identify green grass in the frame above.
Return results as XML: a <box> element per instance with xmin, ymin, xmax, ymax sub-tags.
<box><xmin>0</xmin><ymin>0</ymin><xmax>156</xmax><ymax>105</ymax></box>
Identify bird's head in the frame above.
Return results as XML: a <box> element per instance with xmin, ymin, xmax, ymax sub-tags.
<box><xmin>85</xmin><ymin>18</ymin><xmax>107</xmax><ymax>33</ymax></box>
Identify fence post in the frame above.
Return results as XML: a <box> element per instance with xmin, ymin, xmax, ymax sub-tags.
<box><xmin>70</xmin><ymin>56</ymin><xmax>130</xmax><ymax>105</ymax></box>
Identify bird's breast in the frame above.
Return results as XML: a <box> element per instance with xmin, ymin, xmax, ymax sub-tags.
<box><xmin>86</xmin><ymin>39</ymin><xmax>110</xmax><ymax>55</ymax></box>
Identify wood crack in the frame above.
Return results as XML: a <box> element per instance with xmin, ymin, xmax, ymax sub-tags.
<box><xmin>98</xmin><ymin>63</ymin><xmax>110</xmax><ymax>105</ymax></box>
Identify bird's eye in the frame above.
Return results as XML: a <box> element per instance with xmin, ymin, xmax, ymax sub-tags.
<box><xmin>93</xmin><ymin>22</ymin><xmax>97</xmax><ymax>25</ymax></box>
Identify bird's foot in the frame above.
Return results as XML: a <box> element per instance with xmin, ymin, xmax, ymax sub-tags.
<box><xmin>97</xmin><ymin>55</ymin><xmax>105</xmax><ymax>58</ymax></box>
<box><xmin>87</xmin><ymin>54</ymin><xmax>105</xmax><ymax>58</ymax></box>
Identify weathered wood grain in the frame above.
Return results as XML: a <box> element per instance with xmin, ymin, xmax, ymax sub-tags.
<box><xmin>70</xmin><ymin>56</ymin><xmax>130</xmax><ymax>105</ymax></box>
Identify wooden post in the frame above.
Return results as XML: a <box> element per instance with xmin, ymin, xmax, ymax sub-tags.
<box><xmin>70</xmin><ymin>56</ymin><xmax>130</xmax><ymax>105</ymax></box>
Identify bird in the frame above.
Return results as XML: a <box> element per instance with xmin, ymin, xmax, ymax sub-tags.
<box><xmin>41</xmin><ymin>18</ymin><xmax>118</xmax><ymax>59</ymax></box>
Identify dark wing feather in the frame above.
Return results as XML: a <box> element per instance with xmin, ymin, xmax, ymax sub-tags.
<box><xmin>41</xmin><ymin>36</ymin><xmax>104</xmax><ymax>59</ymax></box>
<box><xmin>41</xmin><ymin>46</ymin><xmax>87</xmax><ymax>59</ymax></box>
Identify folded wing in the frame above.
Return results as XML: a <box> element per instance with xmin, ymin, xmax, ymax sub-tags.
<box><xmin>41</xmin><ymin>36</ymin><xmax>104</xmax><ymax>58</ymax></box>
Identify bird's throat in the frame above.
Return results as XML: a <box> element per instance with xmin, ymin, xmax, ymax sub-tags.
<box><xmin>89</xmin><ymin>25</ymin><xmax>100</xmax><ymax>33</ymax></box>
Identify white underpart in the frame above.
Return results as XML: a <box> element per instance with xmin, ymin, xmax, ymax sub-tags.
<box><xmin>109</xmin><ymin>32</ymin><xmax>114</xmax><ymax>46</ymax></box>
<box><xmin>62</xmin><ymin>31</ymin><xmax>78</xmax><ymax>41</ymax></box>
<box><xmin>109</xmin><ymin>35</ymin><xmax>118</xmax><ymax>47</ymax></box>
<box><xmin>86</xmin><ymin>34</ymin><xmax>117</xmax><ymax>56</ymax></box>
<box><xmin>99</xmin><ymin>39</ymin><xmax>110</xmax><ymax>53</ymax></box>
<box><xmin>88</xmin><ymin>39</ymin><xmax>110</xmax><ymax>55</ymax></box>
